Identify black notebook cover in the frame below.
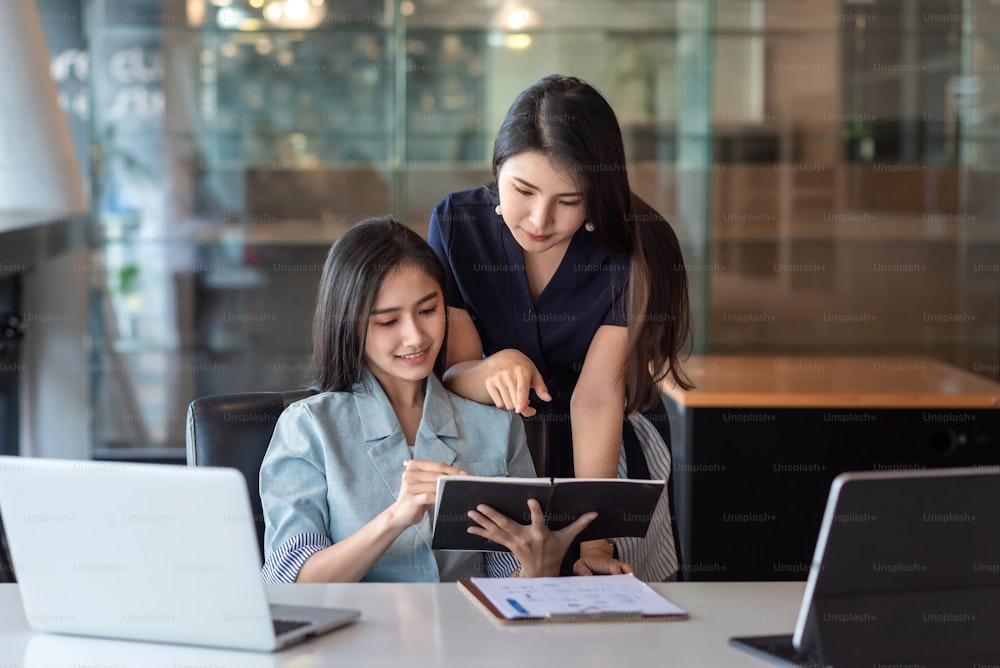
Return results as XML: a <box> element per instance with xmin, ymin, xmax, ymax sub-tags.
<box><xmin>430</xmin><ymin>476</ymin><xmax>665</xmax><ymax>551</ymax></box>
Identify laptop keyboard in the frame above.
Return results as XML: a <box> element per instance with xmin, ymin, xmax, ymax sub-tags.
<box><xmin>273</xmin><ymin>618</ymin><xmax>311</xmax><ymax>636</ymax></box>
<box><xmin>757</xmin><ymin>638</ymin><xmax>825</xmax><ymax>667</ymax></box>
<box><xmin>758</xmin><ymin>639</ymin><xmax>826</xmax><ymax>668</ymax></box>
<box><xmin>731</xmin><ymin>634</ymin><xmax>828</xmax><ymax>668</ymax></box>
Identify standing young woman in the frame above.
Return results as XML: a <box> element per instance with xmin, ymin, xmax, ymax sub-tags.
<box><xmin>428</xmin><ymin>75</ymin><xmax>692</xmax><ymax>580</ymax></box>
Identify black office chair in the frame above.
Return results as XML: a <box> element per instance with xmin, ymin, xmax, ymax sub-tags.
<box><xmin>186</xmin><ymin>389</ymin><xmax>317</xmax><ymax>560</ymax></box>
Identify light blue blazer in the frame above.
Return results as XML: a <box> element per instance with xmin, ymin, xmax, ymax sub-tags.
<box><xmin>259</xmin><ymin>369</ymin><xmax>535</xmax><ymax>582</ymax></box>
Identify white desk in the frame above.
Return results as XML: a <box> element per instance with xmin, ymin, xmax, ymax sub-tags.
<box><xmin>0</xmin><ymin>582</ymin><xmax>803</xmax><ymax>667</ymax></box>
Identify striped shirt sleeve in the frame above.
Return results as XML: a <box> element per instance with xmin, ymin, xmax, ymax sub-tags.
<box><xmin>261</xmin><ymin>532</ymin><xmax>332</xmax><ymax>583</ymax></box>
<box><xmin>484</xmin><ymin>551</ymin><xmax>522</xmax><ymax>578</ymax></box>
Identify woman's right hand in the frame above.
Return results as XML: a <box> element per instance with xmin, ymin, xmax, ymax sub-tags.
<box><xmin>390</xmin><ymin>460</ymin><xmax>467</xmax><ymax>528</ymax></box>
<box><xmin>483</xmin><ymin>349</ymin><xmax>552</xmax><ymax>417</ymax></box>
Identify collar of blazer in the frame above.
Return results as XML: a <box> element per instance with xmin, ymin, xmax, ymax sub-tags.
<box><xmin>355</xmin><ymin>369</ymin><xmax>460</xmax><ymax>553</ymax></box>
<box><xmin>354</xmin><ymin>369</ymin><xmax>460</xmax><ymax>471</ymax></box>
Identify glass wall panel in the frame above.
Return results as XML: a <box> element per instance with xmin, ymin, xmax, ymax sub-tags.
<box><xmin>85</xmin><ymin>0</ymin><xmax>998</xmax><ymax>456</ymax></box>
<box><xmin>708</xmin><ymin>0</ymin><xmax>998</xmax><ymax>381</ymax></box>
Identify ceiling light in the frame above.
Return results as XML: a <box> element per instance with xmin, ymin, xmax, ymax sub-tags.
<box><xmin>493</xmin><ymin>2</ymin><xmax>539</xmax><ymax>31</ymax></box>
<box><xmin>262</xmin><ymin>0</ymin><xmax>326</xmax><ymax>29</ymax></box>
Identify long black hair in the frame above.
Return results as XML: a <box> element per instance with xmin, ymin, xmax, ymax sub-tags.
<box><xmin>310</xmin><ymin>216</ymin><xmax>449</xmax><ymax>392</ymax></box>
<box><xmin>492</xmin><ymin>74</ymin><xmax>693</xmax><ymax>412</ymax></box>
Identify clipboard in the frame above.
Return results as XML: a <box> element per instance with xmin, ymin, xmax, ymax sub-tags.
<box><xmin>458</xmin><ymin>575</ymin><xmax>689</xmax><ymax>625</ymax></box>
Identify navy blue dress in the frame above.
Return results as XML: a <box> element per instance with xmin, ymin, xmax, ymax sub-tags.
<box><xmin>428</xmin><ymin>186</ymin><xmax>669</xmax><ymax>478</ymax></box>
<box><xmin>429</xmin><ymin>186</ymin><xmax>681</xmax><ymax>578</ymax></box>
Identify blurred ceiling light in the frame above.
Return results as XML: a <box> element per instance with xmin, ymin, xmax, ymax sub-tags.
<box><xmin>400</xmin><ymin>1</ymin><xmax>415</xmax><ymax>17</ymax></box>
<box><xmin>238</xmin><ymin>18</ymin><xmax>265</xmax><ymax>30</ymax></box>
<box><xmin>493</xmin><ymin>1</ymin><xmax>539</xmax><ymax>30</ymax></box>
<box><xmin>264</xmin><ymin>2</ymin><xmax>283</xmax><ymax>21</ymax></box>
<box><xmin>504</xmin><ymin>33</ymin><xmax>532</xmax><ymax>49</ymax></box>
<box><xmin>187</xmin><ymin>0</ymin><xmax>206</xmax><ymax>25</ymax></box>
<box><xmin>249</xmin><ymin>0</ymin><xmax>265</xmax><ymax>7</ymax></box>
<box><xmin>489</xmin><ymin>1</ymin><xmax>538</xmax><ymax>50</ymax></box>
<box><xmin>441</xmin><ymin>34</ymin><xmax>462</xmax><ymax>58</ymax></box>
<box><xmin>0</xmin><ymin>0</ymin><xmax>87</xmax><ymax>226</ymax></box>
<box><xmin>263</xmin><ymin>0</ymin><xmax>327</xmax><ymax>29</ymax></box>
<box><xmin>255</xmin><ymin>37</ymin><xmax>274</xmax><ymax>54</ymax></box>
<box><xmin>217</xmin><ymin>6</ymin><xmax>249</xmax><ymax>28</ymax></box>
<box><xmin>487</xmin><ymin>32</ymin><xmax>533</xmax><ymax>50</ymax></box>
<box><xmin>209</xmin><ymin>0</ymin><xmax>233</xmax><ymax>6</ymax></box>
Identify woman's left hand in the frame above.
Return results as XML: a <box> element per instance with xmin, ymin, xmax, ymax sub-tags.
<box><xmin>573</xmin><ymin>545</ymin><xmax>635</xmax><ymax>576</ymax></box>
<box><xmin>467</xmin><ymin>499</ymin><xmax>596</xmax><ymax>578</ymax></box>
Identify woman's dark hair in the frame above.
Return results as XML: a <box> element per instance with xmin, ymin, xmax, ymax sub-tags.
<box><xmin>310</xmin><ymin>216</ymin><xmax>449</xmax><ymax>392</ymax></box>
<box><xmin>492</xmin><ymin>74</ymin><xmax>693</xmax><ymax>413</ymax></box>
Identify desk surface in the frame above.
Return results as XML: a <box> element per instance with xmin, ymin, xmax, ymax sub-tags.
<box><xmin>0</xmin><ymin>581</ymin><xmax>802</xmax><ymax>667</ymax></box>
<box><xmin>662</xmin><ymin>355</ymin><xmax>1000</xmax><ymax>408</ymax></box>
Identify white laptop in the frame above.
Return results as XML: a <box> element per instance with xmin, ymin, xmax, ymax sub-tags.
<box><xmin>0</xmin><ymin>456</ymin><xmax>360</xmax><ymax>652</ymax></box>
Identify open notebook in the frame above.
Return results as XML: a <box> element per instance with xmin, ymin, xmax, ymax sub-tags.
<box><xmin>432</xmin><ymin>475</ymin><xmax>664</xmax><ymax>551</ymax></box>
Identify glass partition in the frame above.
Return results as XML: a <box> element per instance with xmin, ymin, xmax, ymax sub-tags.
<box><xmin>86</xmin><ymin>0</ymin><xmax>998</xmax><ymax>456</ymax></box>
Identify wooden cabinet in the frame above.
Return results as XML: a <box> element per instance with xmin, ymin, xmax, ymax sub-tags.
<box><xmin>661</xmin><ymin>355</ymin><xmax>1000</xmax><ymax>580</ymax></box>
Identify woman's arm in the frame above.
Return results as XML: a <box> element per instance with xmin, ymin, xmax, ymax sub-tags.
<box><xmin>443</xmin><ymin>307</ymin><xmax>551</xmax><ymax>416</ymax></box>
<box><xmin>296</xmin><ymin>505</ymin><xmax>410</xmax><ymax>582</ymax></box>
<box><xmin>261</xmin><ymin>404</ymin><xmax>467</xmax><ymax>583</ymax></box>
<box><xmin>570</xmin><ymin>325</ymin><xmax>633</xmax><ymax>574</ymax></box>
<box><xmin>571</xmin><ymin>325</ymin><xmax>628</xmax><ymax>477</ymax></box>
<box><xmin>440</xmin><ymin>306</ymin><xmax>490</xmax><ymax>403</ymax></box>
<box><xmin>295</xmin><ymin>460</ymin><xmax>467</xmax><ymax>582</ymax></box>
<box><xmin>467</xmin><ymin>330</ymin><xmax>635</xmax><ymax>577</ymax></box>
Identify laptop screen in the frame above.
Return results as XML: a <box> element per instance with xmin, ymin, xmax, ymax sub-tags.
<box><xmin>794</xmin><ymin>467</ymin><xmax>1000</xmax><ymax>664</ymax></box>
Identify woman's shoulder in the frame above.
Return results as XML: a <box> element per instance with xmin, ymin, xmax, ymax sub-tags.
<box><xmin>442</xmin><ymin>386</ymin><xmax>517</xmax><ymax>430</ymax></box>
<box><xmin>267</xmin><ymin>390</ymin><xmax>368</xmax><ymax>459</ymax></box>
<box><xmin>279</xmin><ymin>390</ymin><xmax>358</xmax><ymax>421</ymax></box>
<box><xmin>424</xmin><ymin>373</ymin><xmax>511</xmax><ymax>426</ymax></box>
<box><xmin>433</xmin><ymin>186</ymin><xmax>494</xmax><ymax>226</ymax></box>
<box><xmin>438</xmin><ymin>185</ymin><xmax>493</xmax><ymax>208</ymax></box>
<box><xmin>431</xmin><ymin>187</ymin><xmax>502</xmax><ymax>261</ymax></box>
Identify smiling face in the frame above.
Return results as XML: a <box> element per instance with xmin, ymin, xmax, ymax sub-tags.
<box><xmin>363</xmin><ymin>264</ymin><xmax>446</xmax><ymax>394</ymax></box>
<box><xmin>496</xmin><ymin>151</ymin><xmax>588</xmax><ymax>256</ymax></box>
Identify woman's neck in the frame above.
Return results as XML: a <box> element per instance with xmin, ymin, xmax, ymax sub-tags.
<box><xmin>374</xmin><ymin>374</ymin><xmax>426</xmax><ymax>410</ymax></box>
<box><xmin>374</xmin><ymin>375</ymin><xmax>426</xmax><ymax>447</ymax></box>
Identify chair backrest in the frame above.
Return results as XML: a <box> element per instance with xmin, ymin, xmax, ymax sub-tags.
<box><xmin>186</xmin><ymin>389</ymin><xmax>316</xmax><ymax>560</ymax></box>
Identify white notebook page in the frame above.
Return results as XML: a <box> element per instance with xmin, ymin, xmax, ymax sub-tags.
<box><xmin>469</xmin><ymin>574</ymin><xmax>687</xmax><ymax>619</ymax></box>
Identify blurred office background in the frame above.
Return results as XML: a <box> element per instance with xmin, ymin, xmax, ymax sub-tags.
<box><xmin>0</xmin><ymin>0</ymin><xmax>997</xmax><ymax>461</ymax></box>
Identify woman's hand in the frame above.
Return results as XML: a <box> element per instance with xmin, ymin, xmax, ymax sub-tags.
<box><xmin>390</xmin><ymin>460</ymin><xmax>467</xmax><ymax>528</ymax></box>
<box><xmin>467</xmin><ymin>499</ymin><xmax>596</xmax><ymax>577</ymax></box>
<box><xmin>573</xmin><ymin>541</ymin><xmax>635</xmax><ymax>576</ymax></box>
<box><xmin>483</xmin><ymin>349</ymin><xmax>552</xmax><ymax>417</ymax></box>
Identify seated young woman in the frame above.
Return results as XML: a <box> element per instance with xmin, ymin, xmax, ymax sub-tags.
<box><xmin>259</xmin><ymin>217</ymin><xmax>595</xmax><ymax>582</ymax></box>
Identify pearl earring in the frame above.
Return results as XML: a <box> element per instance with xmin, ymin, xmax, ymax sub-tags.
<box><xmin>494</xmin><ymin>204</ymin><xmax>502</xmax><ymax>216</ymax></box>
<box><xmin>584</xmin><ymin>221</ymin><xmax>595</xmax><ymax>232</ymax></box>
